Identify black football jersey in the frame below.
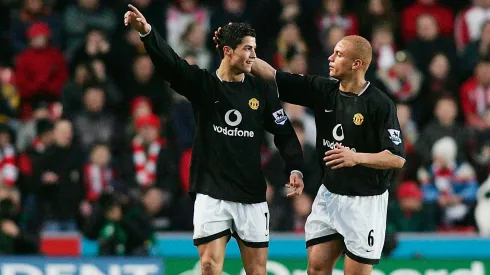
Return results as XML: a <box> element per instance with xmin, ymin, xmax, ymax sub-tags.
<box><xmin>275</xmin><ymin>71</ymin><xmax>405</xmax><ymax>196</ymax></box>
<box><xmin>141</xmin><ymin>28</ymin><xmax>304</xmax><ymax>203</ymax></box>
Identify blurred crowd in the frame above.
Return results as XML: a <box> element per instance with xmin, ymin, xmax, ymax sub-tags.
<box><xmin>0</xmin><ymin>0</ymin><xmax>490</xmax><ymax>255</ymax></box>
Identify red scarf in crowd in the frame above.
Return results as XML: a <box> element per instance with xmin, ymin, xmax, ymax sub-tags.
<box><xmin>132</xmin><ymin>136</ymin><xmax>166</xmax><ymax>187</ymax></box>
<box><xmin>0</xmin><ymin>144</ymin><xmax>17</xmax><ymax>186</ymax></box>
<box><xmin>83</xmin><ymin>163</ymin><xmax>114</xmax><ymax>202</ymax></box>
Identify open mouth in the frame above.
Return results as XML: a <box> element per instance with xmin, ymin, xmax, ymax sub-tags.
<box><xmin>246</xmin><ymin>61</ymin><xmax>253</xmax><ymax>65</ymax></box>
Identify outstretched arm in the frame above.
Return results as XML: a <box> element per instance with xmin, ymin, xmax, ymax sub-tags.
<box><xmin>124</xmin><ymin>4</ymin><xmax>202</xmax><ymax>99</ymax></box>
<box><xmin>251</xmin><ymin>58</ymin><xmax>276</xmax><ymax>81</ymax></box>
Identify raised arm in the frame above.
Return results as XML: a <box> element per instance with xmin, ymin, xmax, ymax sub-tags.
<box><xmin>124</xmin><ymin>4</ymin><xmax>202</xmax><ymax>100</ymax></box>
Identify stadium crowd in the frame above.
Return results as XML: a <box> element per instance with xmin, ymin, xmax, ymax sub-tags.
<box><xmin>0</xmin><ymin>0</ymin><xmax>489</xmax><ymax>255</ymax></box>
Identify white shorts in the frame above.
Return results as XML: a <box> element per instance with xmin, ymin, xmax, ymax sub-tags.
<box><xmin>305</xmin><ymin>185</ymin><xmax>388</xmax><ymax>265</ymax></box>
<box><xmin>193</xmin><ymin>193</ymin><xmax>269</xmax><ymax>248</ymax></box>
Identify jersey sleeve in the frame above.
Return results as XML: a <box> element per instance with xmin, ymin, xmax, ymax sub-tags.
<box><xmin>141</xmin><ymin>26</ymin><xmax>205</xmax><ymax>102</ymax></box>
<box><xmin>262</xmin><ymin>81</ymin><xmax>304</xmax><ymax>174</ymax></box>
<box><xmin>377</xmin><ymin>100</ymin><xmax>406</xmax><ymax>160</ymax></box>
<box><xmin>274</xmin><ymin>71</ymin><xmax>336</xmax><ymax>108</ymax></box>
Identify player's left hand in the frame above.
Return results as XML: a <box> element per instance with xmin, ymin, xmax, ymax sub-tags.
<box><xmin>324</xmin><ymin>143</ymin><xmax>360</xmax><ymax>169</ymax></box>
<box><xmin>286</xmin><ymin>172</ymin><xmax>304</xmax><ymax>197</ymax></box>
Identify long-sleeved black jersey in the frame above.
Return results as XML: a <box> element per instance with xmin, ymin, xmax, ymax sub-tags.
<box><xmin>275</xmin><ymin>71</ymin><xmax>405</xmax><ymax>196</ymax></box>
<box><xmin>141</xmin><ymin>27</ymin><xmax>303</xmax><ymax>203</ymax></box>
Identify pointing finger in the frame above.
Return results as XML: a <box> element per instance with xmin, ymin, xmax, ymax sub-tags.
<box><xmin>128</xmin><ymin>4</ymin><xmax>143</xmax><ymax>17</ymax></box>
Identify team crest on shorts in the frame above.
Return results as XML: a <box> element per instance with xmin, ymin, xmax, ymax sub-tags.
<box><xmin>353</xmin><ymin>113</ymin><xmax>364</xmax><ymax>125</ymax></box>
<box><xmin>249</xmin><ymin>98</ymin><xmax>259</xmax><ymax>110</ymax></box>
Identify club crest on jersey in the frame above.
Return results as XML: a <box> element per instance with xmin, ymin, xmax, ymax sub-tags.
<box><xmin>353</xmin><ymin>113</ymin><xmax>364</xmax><ymax>126</ymax></box>
<box><xmin>272</xmin><ymin>109</ymin><xmax>288</xmax><ymax>125</ymax></box>
<box><xmin>249</xmin><ymin>98</ymin><xmax>259</xmax><ymax>110</ymax></box>
<box><xmin>388</xmin><ymin>129</ymin><xmax>402</xmax><ymax>145</ymax></box>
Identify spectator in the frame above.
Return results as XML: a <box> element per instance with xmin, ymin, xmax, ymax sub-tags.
<box><xmin>9</xmin><ymin>0</ymin><xmax>62</xmax><ymax>54</ymax></box>
<box><xmin>70</xmin><ymin>83</ymin><xmax>119</xmax><ymax>153</ymax></box>
<box><xmin>0</xmin><ymin>124</ymin><xmax>17</xmax><ymax>187</ymax></box>
<box><xmin>461</xmin><ymin>20</ymin><xmax>490</xmax><ymax>80</ymax></box>
<box><xmin>401</xmin><ymin>0</ymin><xmax>454</xmax><ymax>43</ymax></box>
<box><xmin>63</xmin><ymin>60</ymin><xmax>121</xmax><ymax>117</ymax></box>
<box><xmin>418</xmin><ymin>137</ymin><xmax>478</xmax><ymax>229</ymax></box>
<box><xmin>176</xmin><ymin>21</ymin><xmax>211</xmax><ymax>70</ymax></box>
<box><xmin>375</xmin><ymin>50</ymin><xmax>423</xmax><ymax>104</ymax></box>
<box><xmin>166</xmin><ymin>0</ymin><xmax>210</xmax><ymax>50</ymax></box>
<box><xmin>455</xmin><ymin>0</ymin><xmax>490</xmax><ymax>52</ymax></box>
<box><xmin>63</xmin><ymin>0</ymin><xmax>117</xmax><ymax>60</ymax></box>
<box><xmin>36</xmin><ymin>120</ymin><xmax>83</xmax><ymax>232</ymax></box>
<box><xmin>14</xmin><ymin>22</ymin><xmax>68</xmax><ymax>120</ymax></box>
<box><xmin>387</xmin><ymin>181</ymin><xmax>436</xmax><ymax>232</ymax></box>
<box><xmin>70</xmin><ymin>28</ymin><xmax>113</xmax><ymax>75</ymax></box>
<box><xmin>16</xmin><ymin>101</ymin><xmax>50</xmax><ymax>152</ymax></box>
<box><xmin>358</xmin><ymin>0</ymin><xmax>396</xmax><ymax>41</ymax></box>
<box><xmin>61</xmin><ymin>63</ymin><xmax>93</xmax><ymax>117</ymax></box>
<box><xmin>460</xmin><ymin>57</ymin><xmax>490</xmax><ymax>130</ymax></box>
<box><xmin>418</xmin><ymin>53</ymin><xmax>458</xmax><ymax>126</ymax></box>
<box><xmin>406</xmin><ymin>14</ymin><xmax>458</xmax><ymax>76</ymax></box>
<box><xmin>416</xmin><ymin>96</ymin><xmax>469</xmax><ymax>165</ymax></box>
<box><xmin>0</xmin><ymin>67</ymin><xmax>19</xmax><ymax>123</ymax></box>
<box><xmin>121</xmin><ymin>114</ymin><xmax>178</xmax><ymax>208</ymax></box>
<box><xmin>282</xmin><ymin>102</ymin><xmax>315</xmax><ymax>147</ymax></box>
<box><xmin>126</xmin><ymin>96</ymin><xmax>153</xmax><ymax>141</ymax></box>
<box><xmin>317</xmin><ymin>0</ymin><xmax>359</xmax><ymax>36</ymax></box>
<box><xmin>272</xmin><ymin>23</ymin><xmax>307</xmax><ymax>70</ymax></box>
<box><xmin>310</xmin><ymin>24</ymin><xmax>345</xmax><ymax>75</ymax></box>
<box><xmin>367</xmin><ymin>22</ymin><xmax>396</xmax><ymax>80</ymax></box>
<box><xmin>83</xmin><ymin>143</ymin><xmax>117</xmax><ymax>204</ymax></box>
<box><xmin>17</xmin><ymin>119</ymin><xmax>53</xmax><ymax>200</ymax></box>
<box><xmin>123</xmin><ymin>55</ymin><xmax>173</xmax><ymax>118</ymax></box>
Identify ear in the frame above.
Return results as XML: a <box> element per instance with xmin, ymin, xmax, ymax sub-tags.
<box><xmin>352</xmin><ymin>59</ymin><xmax>363</xmax><ymax>70</ymax></box>
<box><xmin>223</xmin><ymin>45</ymin><xmax>233</xmax><ymax>57</ymax></box>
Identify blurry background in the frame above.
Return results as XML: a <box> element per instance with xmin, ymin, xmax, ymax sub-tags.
<box><xmin>0</xmin><ymin>0</ymin><xmax>489</xmax><ymax>273</ymax></box>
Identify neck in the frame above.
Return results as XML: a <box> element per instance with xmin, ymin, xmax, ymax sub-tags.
<box><xmin>217</xmin><ymin>61</ymin><xmax>244</xmax><ymax>82</ymax></box>
<box><xmin>339</xmin><ymin>75</ymin><xmax>367</xmax><ymax>94</ymax></box>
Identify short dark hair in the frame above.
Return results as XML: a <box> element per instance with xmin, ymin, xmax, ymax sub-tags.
<box><xmin>216</xmin><ymin>23</ymin><xmax>256</xmax><ymax>59</ymax></box>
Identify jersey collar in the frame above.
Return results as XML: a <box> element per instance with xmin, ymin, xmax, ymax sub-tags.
<box><xmin>215</xmin><ymin>70</ymin><xmax>245</xmax><ymax>83</ymax></box>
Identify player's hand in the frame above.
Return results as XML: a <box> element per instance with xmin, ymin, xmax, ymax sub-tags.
<box><xmin>286</xmin><ymin>172</ymin><xmax>304</xmax><ymax>197</ymax></box>
<box><xmin>213</xmin><ymin>22</ymin><xmax>232</xmax><ymax>48</ymax></box>
<box><xmin>124</xmin><ymin>4</ymin><xmax>150</xmax><ymax>34</ymax></box>
<box><xmin>324</xmin><ymin>144</ymin><xmax>360</xmax><ymax>169</ymax></box>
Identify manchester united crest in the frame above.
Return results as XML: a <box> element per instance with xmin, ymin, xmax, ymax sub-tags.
<box><xmin>249</xmin><ymin>98</ymin><xmax>259</xmax><ymax>110</ymax></box>
<box><xmin>353</xmin><ymin>113</ymin><xmax>364</xmax><ymax>125</ymax></box>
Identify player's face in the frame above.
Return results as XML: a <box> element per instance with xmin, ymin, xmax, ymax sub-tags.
<box><xmin>229</xmin><ymin>36</ymin><xmax>256</xmax><ymax>73</ymax></box>
<box><xmin>328</xmin><ymin>40</ymin><xmax>356</xmax><ymax>79</ymax></box>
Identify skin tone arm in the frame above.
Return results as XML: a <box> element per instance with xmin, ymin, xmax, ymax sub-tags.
<box><xmin>251</xmin><ymin>58</ymin><xmax>276</xmax><ymax>81</ymax></box>
<box><xmin>324</xmin><ymin>144</ymin><xmax>405</xmax><ymax>170</ymax></box>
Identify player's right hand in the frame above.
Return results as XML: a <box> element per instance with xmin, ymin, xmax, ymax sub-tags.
<box><xmin>124</xmin><ymin>4</ymin><xmax>150</xmax><ymax>34</ymax></box>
